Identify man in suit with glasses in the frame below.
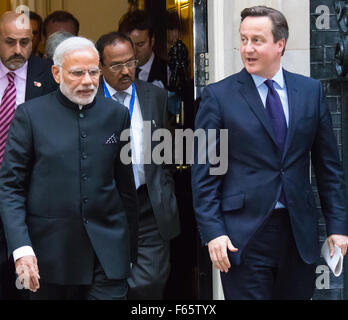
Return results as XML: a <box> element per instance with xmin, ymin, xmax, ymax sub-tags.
<box><xmin>96</xmin><ymin>32</ymin><xmax>180</xmax><ymax>299</ymax></box>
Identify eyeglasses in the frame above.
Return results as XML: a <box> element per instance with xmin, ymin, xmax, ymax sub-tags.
<box><xmin>107</xmin><ymin>59</ymin><xmax>138</xmax><ymax>73</ymax></box>
<box><xmin>58</xmin><ymin>66</ymin><xmax>101</xmax><ymax>79</ymax></box>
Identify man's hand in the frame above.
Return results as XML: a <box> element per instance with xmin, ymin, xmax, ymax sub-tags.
<box><xmin>208</xmin><ymin>235</ymin><xmax>238</xmax><ymax>273</ymax></box>
<box><xmin>15</xmin><ymin>255</ymin><xmax>40</xmax><ymax>292</ymax></box>
<box><xmin>327</xmin><ymin>234</ymin><xmax>348</xmax><ymax>257</ymax></box>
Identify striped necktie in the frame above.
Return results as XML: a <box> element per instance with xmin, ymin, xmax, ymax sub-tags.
<box><xmin>0</xmin><ymin>72</ymin><xmax>16</xmax><ymax>166</ymax></box>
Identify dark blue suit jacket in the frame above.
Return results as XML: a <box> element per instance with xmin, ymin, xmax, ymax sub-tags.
<box><xmin>192</xmin><ymin>68</ymin><xmax>348</xmax><ymax>265</ymax></box>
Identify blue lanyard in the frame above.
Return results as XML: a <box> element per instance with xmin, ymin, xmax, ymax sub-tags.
<box><xmin>103</xmin><ymin>80</ymin><xmax>136</xmax><ymax>119</ymax></box>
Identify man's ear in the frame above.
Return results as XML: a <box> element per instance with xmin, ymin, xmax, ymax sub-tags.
<box><xmin>51</xmin><ymin>65</ymin><xmax>61</xmax><ymax>84</ymax></box>
<box><xmin>99</xmin><ymin>62</ymin><xmax>103</xmax><ymax>75</ymax></box>
<box><xmin>150</xmin><ymin>34</ymin><xmax>155</xmax><ymax>49</ymax></box>
<box><xmin>278</xmin><ymin>38</ymin><xmax>286</xmax><ymax>55</ymax></box>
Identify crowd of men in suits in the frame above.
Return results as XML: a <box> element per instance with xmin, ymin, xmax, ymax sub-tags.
<box><xmin>0</xmin><ymin>4</ymin><xmax>348</xmax><ymax>301</ymax></box>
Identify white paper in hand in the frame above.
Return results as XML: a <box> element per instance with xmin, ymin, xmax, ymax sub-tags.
<box><xmin>321</xmin><ymin>239</ymin><xmax>343</xmax><ymax>277</ymax></box>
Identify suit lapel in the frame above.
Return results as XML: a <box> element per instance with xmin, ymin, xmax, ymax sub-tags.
<box><xmin>134</xmin><ymin>79</ymin><xmax>152</xmax><ymax>121</ymax></box>
<box><xmin>282</xmin><ymin>70</ymin><xmax>300</xmax><ymax>160</ymax></box>
<box><xmin>26</xmin><ymin>56</ymin><xmax>40</xmax><ymax>100</ymax></box>
<box><xmin>238</xmin><ymin>69</ymin><xmax>278</xmax><ymax>147</ymax></box>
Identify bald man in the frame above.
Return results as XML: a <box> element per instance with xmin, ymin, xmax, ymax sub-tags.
<box><xmin>0</xmin><ymin>12</ymin><xmax>57</xmax><ymax>300</ymax></box>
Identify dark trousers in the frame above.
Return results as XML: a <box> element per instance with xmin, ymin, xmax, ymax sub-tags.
<box><xmin>220</xmin><ymin>210</ymin><xmax>316</xmax><ymax>300</ymax></box>
<box><xmin>127</xmin><ymin>185</ymin><xmax>170</xmax><ymax>300</ymax></box>
<box><xmin>29</xmin><ymin>256</ymin><xmax>127</xmax><ymax>300</ymax></box>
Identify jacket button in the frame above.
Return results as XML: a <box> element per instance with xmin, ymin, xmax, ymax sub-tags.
<box><xmin>82</xmin><ymin>153</ymin><xmax>88</xmax><ymax>160</ymax></box>
<box><xmin>79</xmin><ymin>113</ymin><xmax>85</xmax><ymax>118</ymax></box>
<box><xmin>82</xmin><ymin>174</ymin><xmax>87</xmax><ymax>181</ymax></box>
<box><xmin>280</xmin><ymin>169</ymin><xmax>285</xmax><ymax>174</ymax></box>
<box><xmin>83</xmin><ymin>197</ymin><xmax>88</xmax><ymax>203</ymax></box>
<box><xmin>81</xmin><ymin>132</ymin><xmax>87</xmax><ymax>138</ymax></box>
<box><xmin>84</xmin><ymin>219</ymin><xmax>88</xmax><ymax>224</ymax></box>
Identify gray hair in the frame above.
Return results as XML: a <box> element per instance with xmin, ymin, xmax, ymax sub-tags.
<box><xmin>53</xmin><ymin>36</ymin><xmax>99</xmax><ymax>66</ymax></box>
<box><xmin>45</xmin><ymin>31</ymin><xmax>74</xmax><ymax>60</ymax></box>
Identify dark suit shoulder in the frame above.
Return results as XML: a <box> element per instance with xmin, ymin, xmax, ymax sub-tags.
<box><xmin>21</xmin><ymin>90</ymin><xmax>56</xmax><ymax>106</ymax></box>
<box><xmin>283</xmin><ymin>69</ymin><xmax>321</xmax><ymax>88</ymax></box>
<box><xmin>17</xmin><ymin>91</ymin><xmax>57</xmax><ymax>112</ymax></box>
<box><xmin>203</xmin><ymin>72</ymin><xmax>243</xmax><ymax>99</ymax></box>
<box><xmin>27</xmin><ymin>55</ymin><xmax>53</xmax><ymax>73</ymax></box>
<box><xmin>95</xmin><ymin>94</ymin><xmax>129</xmax><ymax>116</ymax></box>
<box><xmin>135</xmin><ymin>79</ymin><xmax>167</xmax><ymax>97</ymax></box>
<box><xmin>26</xmin><ymin>56</ymin><xmax>58</xmax><ymax>101</ymax></box>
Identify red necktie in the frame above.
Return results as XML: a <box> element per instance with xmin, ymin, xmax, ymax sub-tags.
<box><xmin>0</xmin><ymin>72</ymin><xmax>16</xmax><ymax>166</ymax></box>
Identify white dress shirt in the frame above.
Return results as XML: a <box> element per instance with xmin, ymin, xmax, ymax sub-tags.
<box><xmin>104</xmin><ymin>79</ymin><xmax>145</xmax><ymax>188</ymax></box>
<box><xmin>137</xmin><ymin>52</ymin><xmax>154</xmax><ymax>82</ymax></box>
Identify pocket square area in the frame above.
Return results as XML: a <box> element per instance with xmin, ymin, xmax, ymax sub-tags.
<box><xmin>105</xmin><ymin>133</ymin><xmax>119</xmax><ymax>144</ymax></box>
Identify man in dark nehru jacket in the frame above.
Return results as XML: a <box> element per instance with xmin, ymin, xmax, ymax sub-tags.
<box><xmin>0</xmin><ymin>36</ymin><xmax>139</xmax><ymax>300</ymax></box>
<box><xmin>0</xmin><ymin>11</ymin><xmax>57</xmax><ymax>300</ymax></box>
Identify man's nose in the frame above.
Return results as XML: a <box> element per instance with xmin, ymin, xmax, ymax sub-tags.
<box><xmin>120</xmin><ymin>65</ymin><xmax>131</xmax><ymax>75</ymax></box>
<box><xmin>81</xmin><ymin>71</ymin><xmax>93</xmax><ymax>84</ymax></box>
<box><xmin>245</xmin><ymin>41</ymin><xmax>254</xmax><ymax>52</ymax></box>
<box><xmin>14</xmin><ymin>41</ymin><xmax>22</xmax><ymax>54</ymax></box>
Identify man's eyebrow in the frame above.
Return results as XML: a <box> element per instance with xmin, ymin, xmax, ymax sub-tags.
<box><xmin>5</xmin><ymin>36</ymin><xmax>31</xmax><ymax>41</ymax></box>
<box><xmin>109</xmin><ymin>58</ymin><xmax>135</xmax><ymax>65</ymax></box>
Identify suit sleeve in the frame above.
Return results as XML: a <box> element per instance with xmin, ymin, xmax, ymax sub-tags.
<box><xmin>191</xmin><ymin>85</ymin><xmax>227</xmax><ymax>244</ymax></box>
<box><xmin>311</xmin><ymin>81</ymin><xmax>348</xmax><ymax>236</ymax></box>
<box><xmin>114</xmin><ymin>110</ymin><xmax>139</xmax><ymax>263</ymax></box>
<box><xmin>0</xmin><ymin>105</ymin><xmax>34</xmax><ymax>254</ymax></box>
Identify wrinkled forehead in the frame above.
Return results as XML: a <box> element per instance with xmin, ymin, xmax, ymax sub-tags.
<box><xmin>61</xmin><ymin>47</ymin><xmax>99</xmax><ymax>68</ymax></box>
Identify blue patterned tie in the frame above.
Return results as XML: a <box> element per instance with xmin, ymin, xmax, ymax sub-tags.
<box><xmin>264</xmin><ymin>79</ymin><xmax>287</xmax><ymax>151</ymax></box>
<box><xmin>113</xmin><ymin>91</ymin><xmax>127</xmax><ymax>106</ymax></box>
<box><xmin>265</xmin><ymin>79</ymin><xmax>287</xmax><ymax>206</ymax></box>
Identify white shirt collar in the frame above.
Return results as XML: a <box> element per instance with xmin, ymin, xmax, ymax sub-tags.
<box><xmin>139</xmin><ymin>52</ymin><xmax>154</xmax><ymax>73</ymax></box>
<box><xmin>251</xmin><ymin>66</ymin><xmax>285</xmax><ymax>89</ymax></box>
<box><xmin>103</xmin><ymin>77</ymin><xmax>134</xmax><ymax>97</ymax></box>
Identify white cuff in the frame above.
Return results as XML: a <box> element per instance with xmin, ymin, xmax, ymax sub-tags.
<box><xmin>13</xmin><ymin>246</ymin><xmax>35</xmax><ymax>262</ymax></box>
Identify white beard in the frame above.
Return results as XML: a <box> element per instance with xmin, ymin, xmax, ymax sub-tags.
<box><xmin>59</xmin><ymin>75</ymin><xmax>97</xmax><ymax>106</ymax></box>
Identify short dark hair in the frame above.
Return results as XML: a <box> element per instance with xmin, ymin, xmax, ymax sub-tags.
<box><xmin>95</xmin><ymin>31</ymin><xmax>135</xmax><ymax>65</ymax></box>
<box><xmin>241</xmin><ymin>6</ymin><xmax>288</xmax><ymax>54</ymax></box>
<box><xmin>118</xmin><ymin>10</ymin><xmax>154</xmax><ymax>39</ymax></box>
<box><xmin>43</xmin><ymin>10</ymin><xmax>79</xmax><ymax>38</ymax></box>
<box><xmin>29</xmin><ymin>11</ymin><xmax>43</xmax><ymax>34</ymax></box>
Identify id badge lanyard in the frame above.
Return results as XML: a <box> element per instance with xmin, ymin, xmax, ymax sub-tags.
<box><xmin>103</xmin><ymin>80</ymin><xmax>136</xmax><ymax>119</ymax></box>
